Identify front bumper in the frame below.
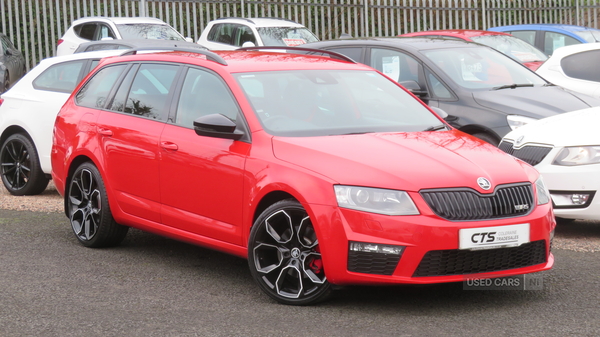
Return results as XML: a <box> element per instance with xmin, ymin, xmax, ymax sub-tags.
<box><xmin>534</xmin><ymin>148</ymin><xmax>600</xmax><ymax>220</ymax></box>
<box><xmin>310</xmin><ymin>201</ymin><xmax>554</xmax><ymax>286</ymax></box>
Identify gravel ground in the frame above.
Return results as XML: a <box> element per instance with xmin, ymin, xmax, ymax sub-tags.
<box><xmin>1</xmin><ymin>181</ymin><xmax>599</xmax><ymax>252</ymax></box>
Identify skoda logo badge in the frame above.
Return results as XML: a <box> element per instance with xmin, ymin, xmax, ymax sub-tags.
<box><xmin>515</xmin><ymin>135</ymin><xmax>525</xmax><ymax>147</ymax></box>
<box><xmin>477</xmin><ymin>177</ymin><xmax>492</xmax><ymax>190</ymax></box>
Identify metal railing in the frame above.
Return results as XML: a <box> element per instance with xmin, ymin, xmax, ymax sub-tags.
<box><xmin>2</xmin><ymin>0</ymin><xmax>600</xmax><ymax>70</ymax></box>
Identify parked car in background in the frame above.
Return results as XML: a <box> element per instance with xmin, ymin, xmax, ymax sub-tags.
<box><xmin>500</xmin><ymin>106</ymin><xmax>600</xmax><ymax>222</ymax></box>
<box><xmin>0</xmin><ymin>50</ymin><xmax>122</xmax><ymax>195</ymax></box>
<box><xmin>51</xmin><ymin>47</ymin><xmax>554</xmax><ymax>305</ymax></box>
<box><xmin>57</xmin><ymin>17</ymin><xmax>191</xmax><ymax>56</ymax></box>
<box><xmin>303</xmin><ymin>37</ymin><xmax>598</xmax><ymax>145</ymax></box>
<box><xmin>401</xmin><ymin>29</ymin><xmax>547</xmax><ymax>70</ymax></box>
<box><xmin>197</xmin><ymin>17</ymin><xmax>318</xmax><ymax>50</ymax></box>
<box><xmin>0</xmin><ymin>33</ymin><xmax>26</xmax><ymax>94</ymax></box>
<box><xmin>74</xmin><ymin>38</ymin><xmax>206</xmax><ymax>53</ymax></box>
<box><xmin>536</xmin><ymin>42</ymin><xmax>600</xmax><ymax>99</ymax></box>
<box><xmin>489</xmin><ymin>24</ymin><xmax>600</xmax><ymax>56</ymax></box>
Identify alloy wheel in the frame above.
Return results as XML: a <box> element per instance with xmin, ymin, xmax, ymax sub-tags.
<box><xmin>0</xmin><ymin>137</ymin><xmax>32</xmax><ymax>191</ymax></box>
<box><xmin>249</xmin><ymin>200</ymin><xmax>330</xmax><ymax>305</ymax></box>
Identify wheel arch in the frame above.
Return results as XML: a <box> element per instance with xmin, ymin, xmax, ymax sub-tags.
<box><xmin>0</xmin><ymin>125</ymin><xmax>30</xmax><ymax>147</ymax></box>
<box><xmin>457</xmin><ymin>124</ymin><xmax>501</xmax><ymax>143</ymax></box>
<box><xmin>252</xmin><ymin>190</ymin><xmax>297</xmax><ymax>225</ymax></box>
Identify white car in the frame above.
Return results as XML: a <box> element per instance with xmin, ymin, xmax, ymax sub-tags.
<box><xmin>499</xmin><ymin>106</ymin><xmax>600</xmax><ymax>221</ymax></box>
<box><xmin>536</xmin><ymin>42</ymin><xmax>600</xmax><ymax>99</ymax></box>
<box><xmin>197</xmin><ymin>17</ymin><xmax>318</xmax><ymax>50</ymax></box>
<box><xmin>0</xmin><ymin>50</ymin><xmax>122</xmax><ymax>195</ymax></box>
<box><xmin>57</xmin><ymin>17</ymin><xmax>190</xmax><ymax>56</ymax></box>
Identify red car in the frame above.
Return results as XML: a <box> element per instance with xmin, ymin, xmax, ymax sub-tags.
<box><xmin>51</xmin><ymin>47</ymin><xmax>555</xmax><ymax>305</ymax></box>
<box><xmin>401</xmin><ymin>29</ymin><xmax>547</xmax><ymax>70</ymax></box>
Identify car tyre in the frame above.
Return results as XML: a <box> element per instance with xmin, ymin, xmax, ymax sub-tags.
<box><xmin>248</xmin><ymin>199</ymin><xmax>331</xmax><ymax>305</ymax></box>
<box><xmin>67</xmin><ymin>162</ymin><xmax>128</xmax><ymax>247</ymax></box>
<box><xmin>473</xmin><ymin>132</ymin><xmax>499</xmax><ymax>146</ymax></box>
<box><xmin>0</xmin><ymin>133</ymin><xmax>50</xmax><ymax>195</ymax></box>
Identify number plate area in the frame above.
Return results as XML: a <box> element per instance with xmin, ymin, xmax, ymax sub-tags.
<box><xmin>459</xmin><ymin>223</ymin><xmax>530</xmax><ymax>250</ymax></box>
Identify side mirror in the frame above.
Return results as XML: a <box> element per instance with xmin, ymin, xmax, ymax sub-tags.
<box><xmin>185</xmin><ymin>37</ymin><xmax>194</xmax><ymax>43</ymax></box>
<box><xmin>194</xmin><ymin>114</ymin><xmax>244</xmax><ymax>140</ymax></box>
<box><xmin>242</xmin><ymin>41</ymin><xmax>256</xmax><ymax>48</ymax></box>
<box><xmin>429</xmin><ymin>107</ymin><xmax>448</xmax><ymax>119</ymax></box>
<box><xmin>100</xmin><ymin>37</ymin><xmax>114</xmax><ymax>41</ymax></box>
<box><xmin>399</xmin><ymin>80</ymin><xmax>428</xmax><ymax>97</ymax></box>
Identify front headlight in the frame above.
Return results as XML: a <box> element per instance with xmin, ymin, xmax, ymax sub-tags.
<box><xmin>552</xmin><ymin>146</ymin><xmax>600</xmax><ymax>166</ymax></box>
<box><xmin>507</xmin><ymin>115</ymin><xmax>538</xmax><ymax>131</ymax></box>
<box><xmin>535</xmin><ymin>176</ymin><xmax>550</xmax><ymax>205</ymax></box>
<box><xmin>334</xmin><ymin>185</ymin><xmax>419</xmax><ymax>215</ymax></box>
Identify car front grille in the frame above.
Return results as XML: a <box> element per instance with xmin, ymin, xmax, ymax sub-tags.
<box><xmin>420</xmin><ymin>183</ymin><xmax>534</xmax><ymax>221</ymax></box>
<box><xmin>498</xmin><ymin>141</ymin><xmax>552</xmax><ymax>166</ymax></box>
<box><xmin>413</xmin><ymin>240</ymin><xmax>547</xmax><ymax>277</ymax></box>
<box><xmin>347</xmin><ymin>251</ymin><xmax>401</xmax><ymax>275</ymax></box>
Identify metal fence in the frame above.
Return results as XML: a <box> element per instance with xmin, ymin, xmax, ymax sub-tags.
<box><xmin>2</xmin><ymin>0</ymin><xmax>600</xmax><ymax>70</ymax></box>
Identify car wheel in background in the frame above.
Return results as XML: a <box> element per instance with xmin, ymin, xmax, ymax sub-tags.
<box><xmin>68</xmin><ymin>162</ymin><xmax>128</xmax><ymax>247</ymax></box>
<box><xmin>0</xmin><ymin>133</ymin><xmax>49</xmax><ymax>195</ymax></box>
<box><xmin>473</xmin><ymin>132</ymin><xmax>499</xmax><ymax>146</ymax></box>
<box><xmin>248</xmin><ymin>199</ymin><xmax>331</xmax><ymax>305</ymax></box>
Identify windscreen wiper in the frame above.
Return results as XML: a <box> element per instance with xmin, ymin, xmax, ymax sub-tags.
<box><xmin>492</xmin><ymin>83</ymin><xmax>534</xmax><ymax>90</ymax></box>
<box><xmin>423</xmin><ymin>124</ymin><xmax>448</xmax><ymax>132</ymax></box>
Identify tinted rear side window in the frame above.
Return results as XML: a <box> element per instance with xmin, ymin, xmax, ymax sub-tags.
<box><xmin>32</xmin><ymin>60</ymin><xmax>86</xmax><ymax>93</ymax></box>
<box><xmin>110</xmin><ymin>63</ymin><xmax>179</xmax><ymax>120</ymax></box>
<box><xmin>76</xmin><ymin>64</ymin><xmax>127</xmax><ymax>108</ymax></box>
<box><xmin>75</xmin><ymin>23</ymin><xmax>97</xmax><ymax>40</ymax></box>
<box><xmin>561</xmin><ymin>49</ymin><xmax>600</xmax><ymax>82</ymax></box>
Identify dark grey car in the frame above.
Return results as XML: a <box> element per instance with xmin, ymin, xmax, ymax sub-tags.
<box><xmin>304</xmin><ymin>37</ymin><xmax>599</xmax><ymax>145</ymax></box>
<box><xmin>0</xmin><ymin>33</ymin><xmax>26</xmax><ymax>94</ymax></box>
<box><xmin>74</xmin><ymin>38</ymin><xmax>207</xmax><ymax>53</ymax></box>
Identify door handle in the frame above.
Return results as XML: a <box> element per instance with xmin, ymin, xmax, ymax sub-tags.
<box><xmin>160</xmin><ymin>141</ymin><xmax>178</xmax><ymax>151</ymax></box>
<box><xmin>97</xmin><ymin>128</ymin><xmax>113</xmax><ymax>136</ymax></box>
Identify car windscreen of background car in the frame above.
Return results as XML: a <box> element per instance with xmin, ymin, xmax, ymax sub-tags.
<box><xmin>235</xmin><ymin>70</ymin><xmax>441</xmax><ymax>137</ymax></box>
<box><xmin>422</xmin><ymin>47</ymin><xmax>547</xmax><ymax>90</ymax></box>
<box><xmin>256</xmin><ymin>27</ymin><xmax>319</xmax><ymax>46</ymax></box>
<box><xmin>470</xmin><ymin>35</ymin><xmax>548</xmax><ymax>62</ymax></box>
<box><xmin>116</xmin><ymin>24</ymin><xmax>184</xmax><ymax>40</ymax></box>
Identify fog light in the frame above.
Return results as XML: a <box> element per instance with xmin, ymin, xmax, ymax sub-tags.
<box><xmin>550</xmin><ymin>191</ymin><xmax>594</xmax><ymax>208</ymax></box>
<box><xmin>349</xmin><ymin>241</ymin><xmax>405</xmax><ymax>255</ymax></box>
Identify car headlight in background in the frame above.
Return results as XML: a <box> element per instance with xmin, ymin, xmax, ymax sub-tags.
<box><xmin>535</xmin><ymin>176</ymin><xmax>550</xmax><ymax>205</ymax></box>
<box><xmin>334</xmin><ymin>185</ymin><xmax>419</xmax><ymax>215</ymax></box>
<box><xmin>507</xmin><ymin>115</ymin><xmax>538</xmax><ymax>131</ymax></box>
<box><xmin>552</xmin><ymin>146</ymin><xmax>600</xmax><ymax>166</ymax></box>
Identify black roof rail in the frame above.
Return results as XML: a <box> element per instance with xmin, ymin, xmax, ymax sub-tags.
<box><xmin>238</xmin><ymin>46</ymin><xmax>356</xmax><ymax>63</ymax></box>
<box><xmin>120</xmin><ymin>47</ymin><xmax>228</xmax><ymax>66</ymax></box>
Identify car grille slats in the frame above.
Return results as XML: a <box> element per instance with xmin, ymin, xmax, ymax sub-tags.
<box><xmin>421</xmin><ymin>183</ymin><xmax>533</xmax><ymax>221</ymax></box>
<box><xmin>413</xmin><ymin>240</ymin><xmax>547</xmax><ymax>277</ymax></box>
<box><xmin>498</xmin><ymin>141</ymin><xmax>552</xmax><ymax>166</ymax></box>
<box><xmin>348</xmin><ymin>251</ymin><xmax>401</xmax><ymax>275</ymax></box>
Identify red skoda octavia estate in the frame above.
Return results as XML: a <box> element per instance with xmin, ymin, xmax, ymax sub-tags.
<box><xmin>51</xmin><ymin>47</ymin><xmax>555</xmax><ymax>305</ymax></box>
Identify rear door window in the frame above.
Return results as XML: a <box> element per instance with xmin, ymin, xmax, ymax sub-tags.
<box><xmin>74</xmin><ymin>23</ymin><xmax>98</xmax><ymax>40</ymax></box>
<box><xmin>76</xmin><ymin>64</ymin><xmax>127</xmax><ymax>108</ymax></box>
<box><xmin>109</xmin><ymin>63</ymin><xmax>179</xmax><ymax>120</ymax></box>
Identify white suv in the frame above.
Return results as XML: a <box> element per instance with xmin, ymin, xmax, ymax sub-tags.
<box><xmin>57</xmin><ymin>17</ymin><xmax>190</xmax><ymax>56</ymax></box>
<box><xmin>0</xmin><ymin>50</ymin><xmax>122</xmax><ymax>195</ymax></box>
<box><xmin>197</xmin><ymin>17</ymin><xmax>319</xmax><ymax>50</ymax></box>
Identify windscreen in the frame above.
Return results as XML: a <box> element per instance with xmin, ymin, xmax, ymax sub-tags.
<box><xmin>471</xmin><ymin>35</ymin><xmax>547</xmax><ymax>62</ymax></box>
<box><xmin>256</xmin><ymin>27</ymin><xmax>319</xmax><ymax>46</ymax></box>
<box><xmin>116</xmin><ymin>24</ymin><xmax>185</xmax><ymax>41</ymax></box>
<box><xmin>422</xmin><ymin>46</ymin><xmax>547</xmax><ymax>90</ymax></box>
<box><xmin>235</xmin><ymin>70</ymin><xmax>442</xmax><ymax>137</ymax></box>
